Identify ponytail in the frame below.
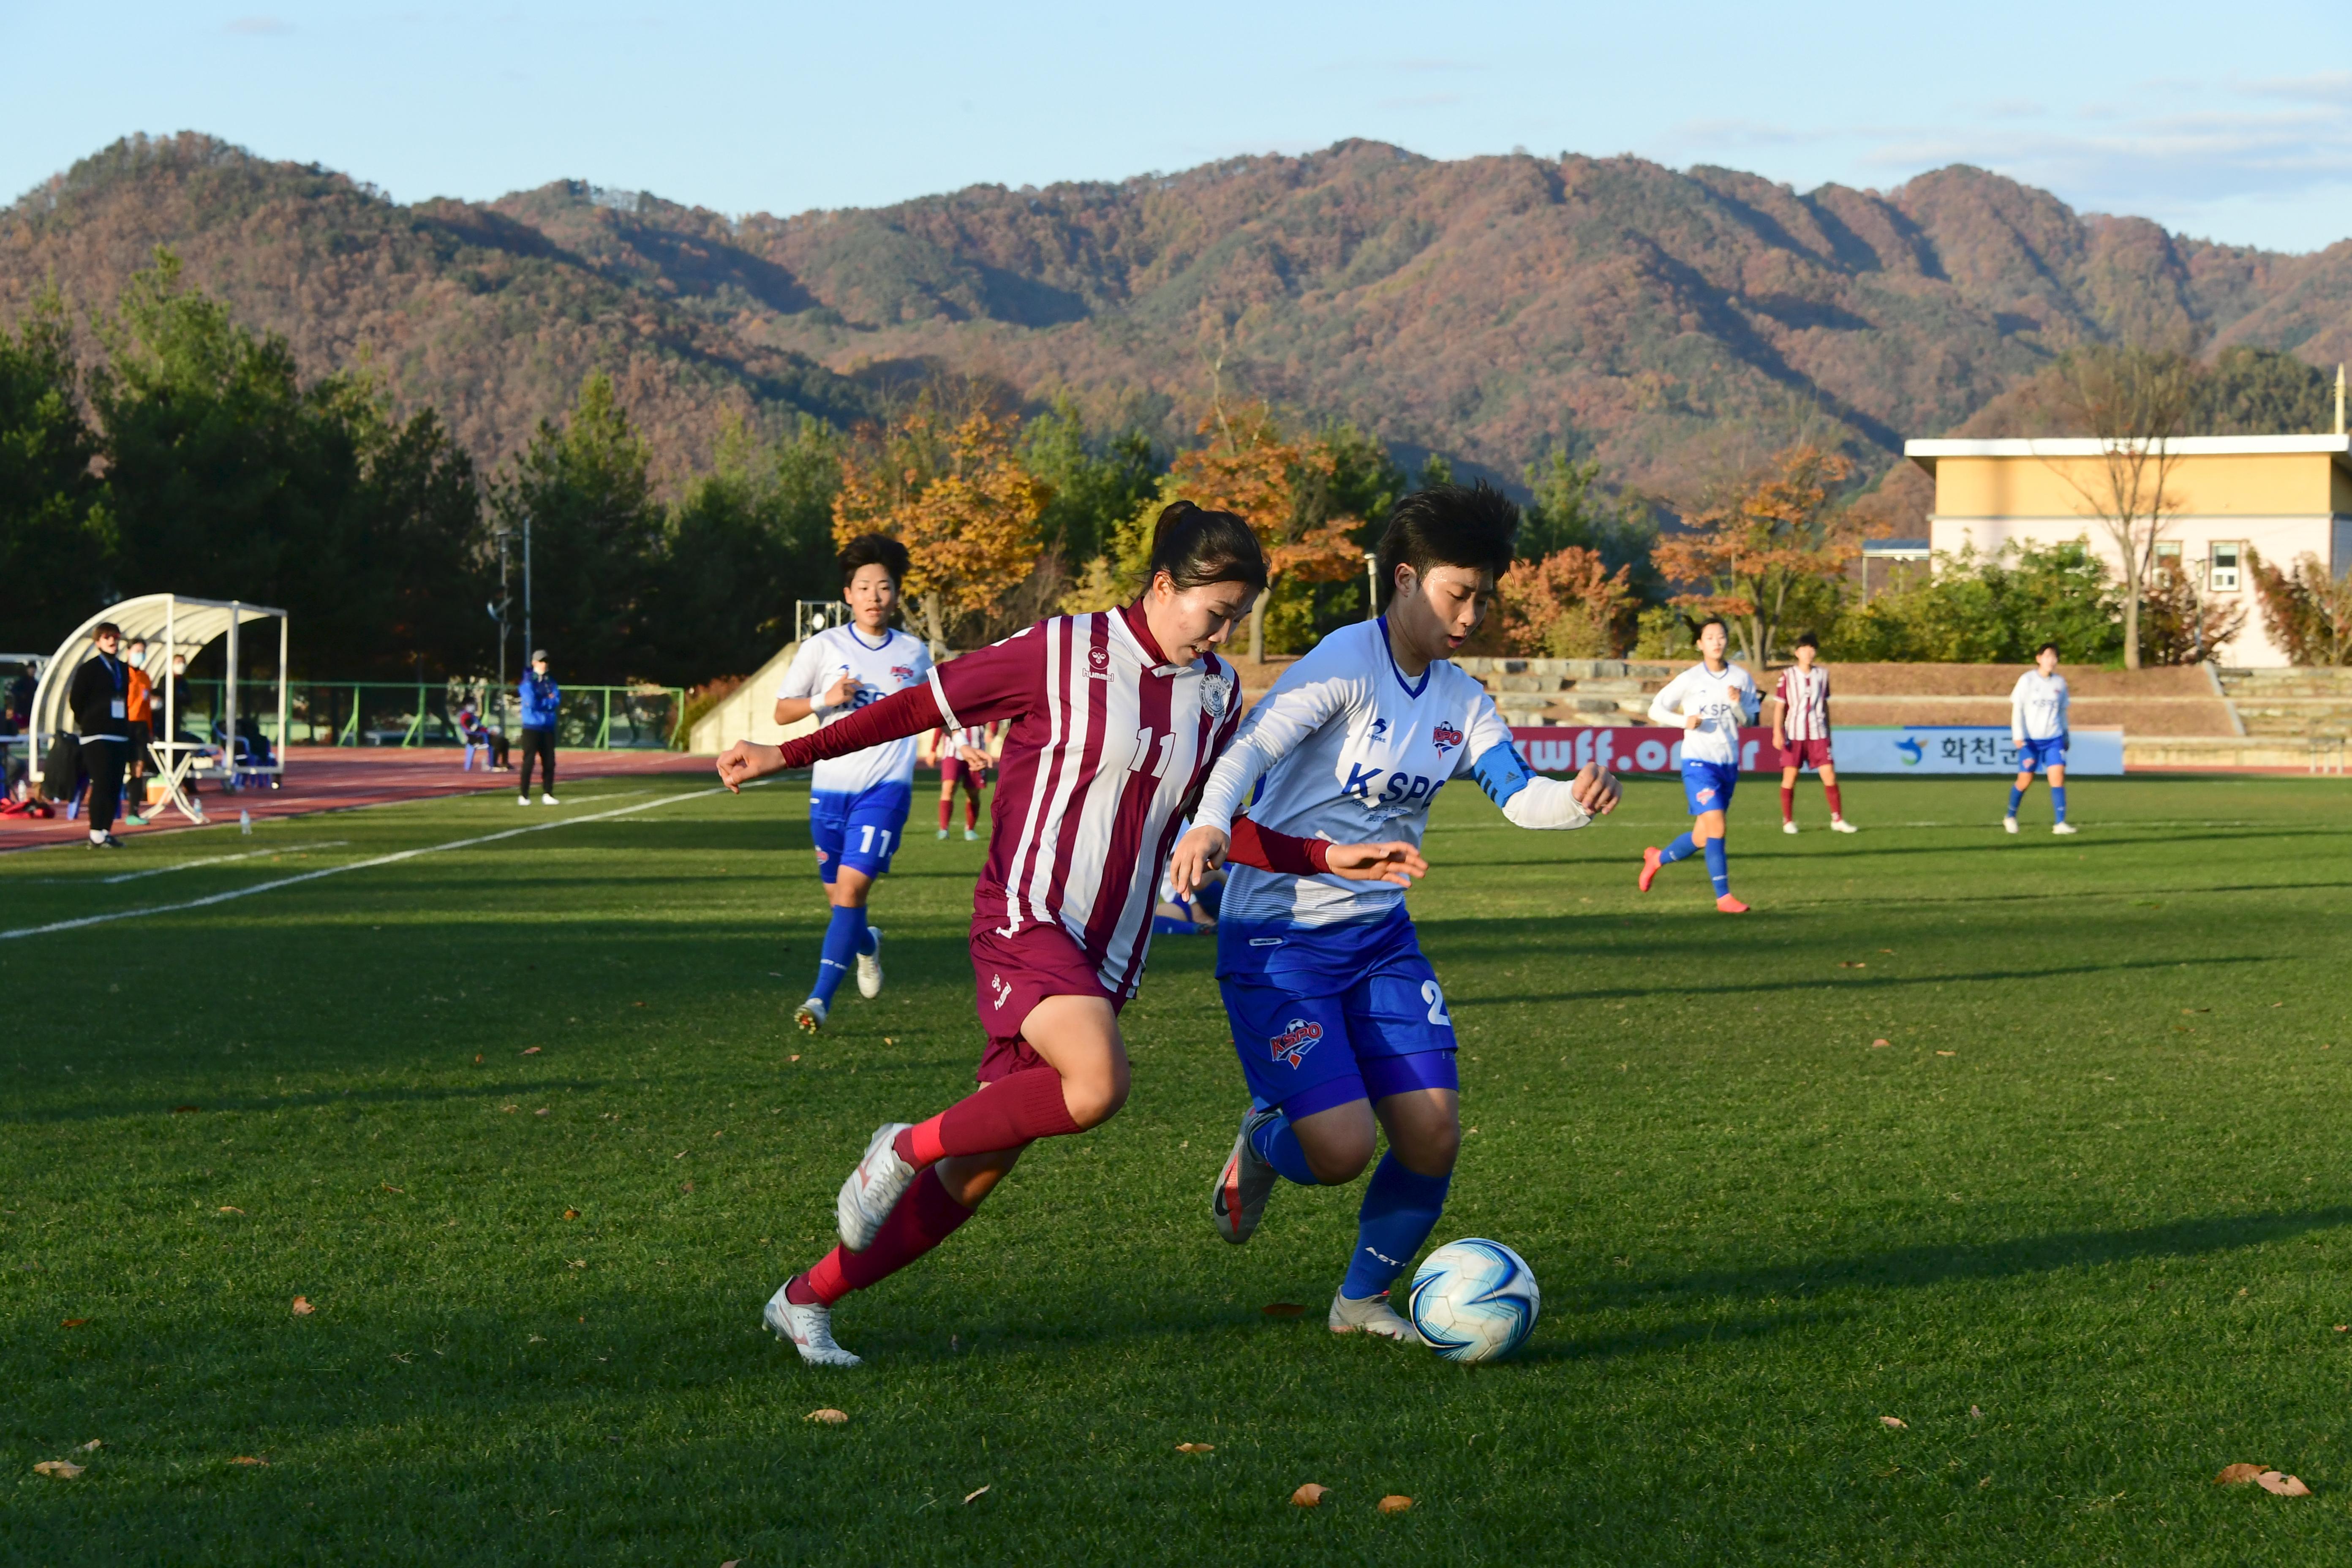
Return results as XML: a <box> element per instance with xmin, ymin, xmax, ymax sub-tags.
<box><xmin>1146</xmin><ymin>501</ymin><xmax>1267</xmax><ymax>594</ymax></box>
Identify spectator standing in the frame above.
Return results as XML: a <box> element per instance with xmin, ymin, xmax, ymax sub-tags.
<box><xmin>517</xmin><ymin>651</ymin><xmax>560</xmax><ymax>805</ymax></box>
<box><xmin>68</xmin><ymin>622</ymin><xmax>131</xmax><ymax>848</ymax></box>
<box><xmin>122</xmin><ymin>637</ymin><xmax>155</xmax><ymax>827</ymax></box>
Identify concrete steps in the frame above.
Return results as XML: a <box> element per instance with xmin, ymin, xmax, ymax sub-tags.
<box><xmin>2217</xmin><ymin>667</ymin><xmax>2352</xmax><ymax>738</ymax></box>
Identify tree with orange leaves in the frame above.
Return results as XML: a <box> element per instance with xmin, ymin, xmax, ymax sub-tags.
<box><xmin>1496</xmin><ymin>546</ymin><xmax>1637</xmax><ymax>659</ymax></box>
<box><xmin>834</xmin><ymin>406</ymin><xmax>1052</xmax><ymax>650</ymax></box>
<box><xmin>1655</xmin><ymin>445</ymin><xmax>1856</xmax><ymax>666</ymax></box>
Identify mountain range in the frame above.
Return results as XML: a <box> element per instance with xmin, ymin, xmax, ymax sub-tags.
<box><xmin>5</xmin><ymin>132</ymin><xmax>2348</xmax><ymax>509</ymax></box>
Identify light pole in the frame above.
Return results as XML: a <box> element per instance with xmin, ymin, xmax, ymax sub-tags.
<box><xmin>522</xmin><ymin>513</ymin><xmax>534</xmax><ymax>667</ymax></box>
<box><xmin>487</xmin><ymin>526</ymin><xmax>513</xmax><ymax>732</ymax></box>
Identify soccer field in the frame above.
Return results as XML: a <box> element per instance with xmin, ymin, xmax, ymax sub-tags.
<box><xmin>7</xmin><ymin>771</ymin><xmax>2352</xmax><ymax>1565</ymax></box>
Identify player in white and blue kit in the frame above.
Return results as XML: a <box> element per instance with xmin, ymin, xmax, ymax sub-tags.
<box><xmin>773</xmin><ymin>535</ymin><xmax>939</xmax><ymax>1031</ymax></box>
<box><xmin>1170</xmin><ymin>485</ymin><xmax>1620</xmax><ymax>1341</ymax></box>
<box><xmin>1639</xmin><ymin>617</ymin><xmax>1761</xmax><ymax>913</ymax></box>
<box><xmin>2006</xmin><ymin>641</ymin><xmax>2076</xmax><ymax>835</ymax></box>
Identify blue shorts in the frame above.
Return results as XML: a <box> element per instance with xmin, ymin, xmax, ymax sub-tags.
<box><xmin>2015</xmin><ymin>737</ymin><xmax>2066</xmax><ymax>772</ymax></box>
<box><xmin>1217</xmin><ymin>906</ymin><xmax>1459</xmax><ymax>1119</ymax></box>
<box><xmin>810</xmin><ymin>783</ymin><xmax>912</xmax><ymax>883</ymax></box>
<box><xmin>1682</xmin><ymin>758</ymin><xmax>1739</xmax><ymax>815</ymax></box>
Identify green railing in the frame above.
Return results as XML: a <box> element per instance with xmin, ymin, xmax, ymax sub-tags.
<box><xmin>184</xmin><ymin>681</ymin><xmax>688</xmax><ymax>751</ymax></box>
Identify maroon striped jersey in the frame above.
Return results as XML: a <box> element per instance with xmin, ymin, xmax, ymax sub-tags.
<box><xmin>1774</xmin><ymin>663</ymin><xmax>1832</xmax><ymax>741</ymax></box>
<box><xmin>925</xmin><ymin>607</ymin><xmax>1243</xmax><ymax>998</ymax></box>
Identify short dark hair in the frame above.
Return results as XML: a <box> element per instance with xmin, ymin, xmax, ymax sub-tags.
<box><xmin>1697</xmin><ymin>615</ymin><xmax>1729</xmax><ymax>638</ymax></box>
<box><xmin>1147</xmin><ymin>501</ymin><xmax>1267</xmax><ymax>594</ymax></box>
<box><xmin>839</xmin><ymin>533</ymin><xmax>911</xmax><ymax>591</ymax></box>
<box><xmin>1377</xmin><ymin>482</ymin><xmax>1519</xmax><ymax>605</ymax></box>
<box><xmin>1792</xmin><ymin>630</ymin><xmax>1818</xmax><ymax>651</ymax></box>
<box><xmin>92</xmin><ymin>622</ymin><xmax>121</xmax><ymax>640</ymax></box>
<box><xmin>2036</xmin><ymin>641</ymin><xmax>2059</xmax><ymax>658</ymax></box>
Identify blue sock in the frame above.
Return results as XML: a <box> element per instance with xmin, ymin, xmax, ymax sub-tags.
<box><xmin>1341</xmin><ymin>1153</ymin><xmax>1452</xmax><ymax>1299</ymax></box>
<box><xmin>1657</xmin><ymin>831</ymin><xmax>1699</xmax><ymax>865</ymax></box>
<box><xmin>1703</xmin><ymin>836</ymin><xmax>1730</xmax><ymax>896</ymax></box>
<box><xmin>2006</xmin><ymin>785</ymin><xmax>2024</xmax><ymax>817</ymax></box>
<box><xmin>2051</xmin><ymin>786</ymin><xmax>2066</xmax><ymax>824</ymax></box>
<box><xmin>811</xmin><ymin>904</ymin><xmax>865</xmax><ymax>1006</ymax></box>
<box><xmin>1250</xmin><ymin>1113</ymin><xmax>1322</xmax><ymax>1186</ymax></box>
<box><xmin>857</xmin><ymin>920</ymin><xmax>880</xmax><ymax>956</ymax></box>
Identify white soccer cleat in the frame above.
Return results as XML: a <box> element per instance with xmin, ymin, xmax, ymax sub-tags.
<box><xmin>1782</xmin><ymin>821</ymin><xmax>1798</xmax><ymax>835</ymax></box>
<box><xmin>963</xmin><ymin>828</ymin><xmax>979</xmax><ymax>841</ymax></box>
<box><xmin>1831</xmin><ymin>818</ymin><xmax>1859</xmax><ymax>833</ymax></box>
<box><xmin>764</xmin><ymin>1284</ymin><xmax>861</xmax><ymax>1367</ymax></box>
<box><xmin>1329</xmin><ymin>1290</ymin><xmax>1421</xmax><ymax>1342</ymax></box>
<box><xmin>518</xmin><ymin>794</ymin><xmax>530</xmax><ymax>806</ymax></box>
<box><xmin>795</xmin><ymin>997</ymin><xmax>828</xmax><ymax>1033</ymax></box>
<box><xmin>837</xmin><ymin>1122</ymin><xmax>916</xmax><ymax>1252</ymax></box>
<box><xmin>542</xmin><ymin>793</ymin><xmax>559</xmax><ymax>806</ymax></box>
<box><xmin>2052</xmin><ymin>822</ymin><xmax>2078</xmax><ymax>835</ymax></box>
<box><xmin>935</xmin><ymin>828</ymin><xmax>949</xmax><ymax>840</ymax></box>
<box><xmin>855</xmin><ymin>927</ymin><xmax>884</xmax><ymax>999</ymax></box>
<box><xmin>2003</xmin><ymin>817</ymin><xmax>2019</xmax><ymax>835</ymax></box>
<box><xmin>1212</xmin><ymin>1107</ymin><xmax>1282</xmax><ymax>1245</ymax></box>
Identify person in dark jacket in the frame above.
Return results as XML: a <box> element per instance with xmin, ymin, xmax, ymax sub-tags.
<box><xmin>68</xmin><ymin>622</ymin><xmax>131</xmax><ymax>847</ymax></box>
<box><xmin>517</xmin><ymin>649</ymin><xmax>560</xmax><ymax>805</ymax></box>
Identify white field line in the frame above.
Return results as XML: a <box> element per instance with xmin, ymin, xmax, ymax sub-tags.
<box><xmin>102</xmin><ymin>842</ymin><xmax>348</xmax><ymax>884</ymax></box>
<box><xmin>1</xmin><ymin>786</ymin><xmax>736</xmax><ymax>942</ymax></box>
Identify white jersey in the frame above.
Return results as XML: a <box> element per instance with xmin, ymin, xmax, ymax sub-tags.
<box><xmin>1192</xmin><ymin>619</ymin><xmax>1516</xmax><ymax>927</ymax></box>
<box><xmin>2011</xmin><ymin>670</ymin><xmax>2069</xmax><ymax>743</ymax></box>
<box><xmin>776</xmin><ymin>624</ymin><xmax>934</xmax><ymax>795</ymax></box>
<box><xmin>1774</xmin><ymin>664</ymin><xmax>1832</xmax><ymax>741</ymax></box>
<box><xmin>1648</xmin><ymin>660</ymin><xmax>1760</xmax><ymax>766</ymax></box>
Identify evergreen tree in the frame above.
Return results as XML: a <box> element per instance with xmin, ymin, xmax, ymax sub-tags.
<box><xmin>0</xmin><ymin>289</ymin><xmax>112</xmax><ymax>648</ymax></box>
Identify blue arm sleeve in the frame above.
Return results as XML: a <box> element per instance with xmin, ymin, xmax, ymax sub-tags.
<box><xmin>1471</xmin><ymin>740</ymin><xmax>1531</xmax><ymax>807</ymax></box>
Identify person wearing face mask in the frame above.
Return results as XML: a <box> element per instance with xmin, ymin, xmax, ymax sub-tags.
<box><xmin>716</xmin><ymin>501</ymin><xmax>1426</xmax><ymax>1368</ymax></box>
<box><xmin>68</xmin><ymin>622</ymin><xmax>132</xmax><ymax>847</ymax></box>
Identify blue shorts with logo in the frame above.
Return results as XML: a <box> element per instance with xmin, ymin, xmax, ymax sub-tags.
<box><xmin>1216</xmin><ymin>904</ymin><xmax>1459</xmax><ymax>1119</ymax></box>
<box><xmin>2015</xmin><ymin>736</ymin><xmax>2066</xmax><ymax>772</ymax></box>
<box><xmin>1682</xmin><ymin>758</ymin><xmax>1739</xmax><ymax>815</ymax></box>
<box><xmin>810</xmin><ymin>783</ymin><xmax>912</xmax><ymax>883</ymax></box>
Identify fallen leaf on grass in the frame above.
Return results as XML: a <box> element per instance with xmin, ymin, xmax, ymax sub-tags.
<box><xmin>564</xmin><ymin>1208</ymin><xmax>580</xmax><ymax>1220</ymax></box>
<box><xmin>963</xmin><ymin>1484</ymin><xmax>990</xmax><ymax>1504</ymax></box>
<box><xmin>1936</xmin><ymin>1050</ymin><xmax>1956</xmax><ymax>1057</ymax></box>
<box><xmin>806</xmin><ymin>1408</ymin><xmax>849</xmax><ymax>1425</ymax></box>
<box><xmin>1378</xmin><ymin>1494</ymin><xmax>1414</xmax><ymax>1513</ymax></box>
<box><xmin>1839</xmin><ymin>961</ymin><xmax>1866</xmax><ymax>969</ymax></box>
<box><xmin>2336</xmin><ymin>1325</ymin><xmax>2349</xmax><ymax>1333</ymax></box>
<box><xmin>884</xmin><ymin>1036</ymin><xmax>896</xmax><ymax>1046</ymax></box>
<box><xmin>2257</xmin><ymin>1472</ymin><xmax>2312</xmax><ymax>1496</ymax></box>
<box><xmin>1970</xmin><ymin>1405</ymin><xmax>1983</xmax><ymax>1418</ymax></box>
<box><xmin>78</xmin><ymin>1440</ymin><xmax>101</xmax><ymax>1452</ymax></box>
<box><xmin>722</xmin><ymin>1561</ymin><xmax>740</xmax><ymax>1568</ymax></box>
<box><xmin>1291</xmin><ymin>1483</ymin><xmax>1328</xmax><ymax>1506</ymax></box>
<box><xmin>60</xmin><ymin>1318</ymin><xmax>86</xmax><ymax>1328</ymax></box>
<box><xmin>568</xmin><ymin>1259</ymin><xmax>586</xmax><ymax>1269</ymax></box>
<box><xmin>788</xmin><ymin>1054</ymin><xmax>801</xmax><ymax>1063</ymax></box>
<box><xmin>229</xmin><ymin>1455</ymin><xmax>267</xmax><ymax>1466</ymax></box>
<box><xmin>522</xmin><ymin>1047</ymin><xmax>542</xmax><ymax>1055</ymax></box>
<box><xmin>1176</xmin><ymin>1443</ymin><xmax>1214</xmax><ymax>1454</ymax></box>
<box><xmin>2216</xmin><ymin>1463</ymin><xmax>2267</xmax><ymax>1484</ymax></box>
<box><xmin>1880</xmin><ymin>1416</ymin><xmax>1907</xmax><ymax>1429</ymax></box>
<box><xmin>33</xmin><ymin>1460</ymin><xmax>83</xmax><ymax>1478</ymax></box>
<box><xmin>1262</xmin><ymin>1302</ymin><xmax>1305</xmax><ymax>1317</ymax></box>
<box><xmin>290</xmin><ymin>1296</ymin><xmax>314</xmax><ymax>1316</ymax></box>
<box><xmin>218</xmin><ymin>1206</ymin><xmax>244</xmax><ymax>1215</ymax></box>
<box><xmin>632</xmin><ymin>1002</ymin><xmax>645</xmax><ymax>1008</ymax></box>
<box><xmin>534</xmin><ymin>1108</ymin><xmax>550</xmax><ymax>1117</ymax></box>
<box><xmin>381</xmin><ymin>1184</ymin><xmax>403</xmax><ymax>1194</ymax></box>
<box><xmin>1871</xmin><ymin>1039</ymin><xmax>1890</xmax><ymax>1048</ymax></box>
<box><xmin>500</xmin><ymin>1105</ymin><xmax>519</xmax><ymax>1114</ymax></box>
<box><xmin>2183</xmin><ymin>1008</ymin><xmax>2211</xmax><ymax>1015</ymax></box>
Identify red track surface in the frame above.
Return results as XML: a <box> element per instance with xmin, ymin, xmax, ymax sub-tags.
<box><xmin>2</xmin><ymin>746</ymin><xmax>715</xmax><ymax>852</ymax></box>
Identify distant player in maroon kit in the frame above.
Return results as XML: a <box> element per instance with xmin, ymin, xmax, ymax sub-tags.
<box><xmin>714</xmin><ymin>502</ymin><xmax>1430</xmax><ymax>1366</ymax></box>
<box><xmin>1770</xmin><ymin>632</ymin><xmax>1856</xmax><ymax>834</ymax></box>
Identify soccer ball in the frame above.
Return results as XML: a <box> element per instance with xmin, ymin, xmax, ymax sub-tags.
<box><xmin>1408</xmin><ymin>1238</ymin><xmax>1540</xmax><ymax>1363</ymax></box>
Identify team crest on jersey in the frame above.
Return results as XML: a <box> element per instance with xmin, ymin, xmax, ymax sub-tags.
<box><xmin>1369</xmin><ymin>717</ymin><xmax>1389</xmax><ymax>740</ymax></box>
<box><xmin>1087</xmin><ymin>644</ymin><xmax>1112</xmax><ymax>679</ymax></box>
<box><xmin>1200</xmin><ymin>671</ymin><xmax>1232</xmax><ymax>719</ymax></box>
<box><xmin>890</xmin><ymin>664</ymin><xmax>917</xmax><ymax>683</ymax></box>
<box><xmin>1268</xmin><ymin>1018</ymin><xmax>1323</xmax><ymax>1068</ymax></box>
<box><xmin>1430</xmin><ymin>721</ymin><xmax>1465</xmax><ymax>756</ymax></box>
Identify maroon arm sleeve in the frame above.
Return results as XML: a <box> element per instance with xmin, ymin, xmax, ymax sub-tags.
<box><xmin>1226</xmin><ymin>814</ymin><xmax>1331</xmax><ymax>876</ymax></box>
<box><xmin>776</xmin><ymin>683</ymin><xmax>944</xmax><ymax>770</ymax></box>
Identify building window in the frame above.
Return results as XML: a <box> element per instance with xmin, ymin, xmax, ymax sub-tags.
<box><xmin>2153</xmin><ymin>541</ymin><xmax>2182</xmax><ymax>581</ymax></box>
<box><xmin>2209</xmin><ymin>541</ymin><xmax>2243</xmax><ymax>593</ymax></box>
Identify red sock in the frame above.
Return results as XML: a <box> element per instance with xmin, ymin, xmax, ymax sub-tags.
<box><xmin>1780</xmin><ymin>785</ymin><xmax>1794</xmax><ymax>823</ymax></box>
<box><xmin>938</xmin><ymin>797</ymin><xmax>952</xmax><ymax>830</ymax></box>
<box><xmin>788</xmin><ymin>1168</ymin><xmax>974</xmax><ymax>1306</ymax></box>
<box><xmin>895</xmin><ymin>1066</ymin><xmax>1079</xmax><ymax>1166</ymax></box>
<box><xmin>1825</xmin><ymin>783</ymin><xmax>1843</xmax><ymax>818</ymax></box>
<box><xmin>964</xmin><ymin>791</ymin><xmax>980</xmax><ymax>829</ymax></box>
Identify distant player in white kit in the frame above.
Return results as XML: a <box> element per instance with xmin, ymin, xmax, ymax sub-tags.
<box><xmin>1770</xmin><ymin>632</ymin><xmax>1856</xmax><ymax>834</ymax></box>
<box><xmin>1639</xmin><ymin>616</ymin><xmax>1760</xmax><ymax>912</ymax></box>
<box><xmin>2006</xmin><ymin>641</ymin><xmax>2075</xmax><ymax>835</ymax></box>
<box><xmin>772</xmin><ymin>535</ymin><xmax>945</xmax><ymax>1031</ymax></box>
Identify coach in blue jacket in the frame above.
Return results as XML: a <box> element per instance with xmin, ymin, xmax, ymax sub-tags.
<box><xmin>517</xmin><ymin>649</ymin><xmax>560</xmax><ymax>806</ymax></box>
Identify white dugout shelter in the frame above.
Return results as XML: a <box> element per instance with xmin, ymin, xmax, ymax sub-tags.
<box><xmin>28</xmin><ymin>594</ymin><xmax>289</xmax><ymax>821</ymax></box>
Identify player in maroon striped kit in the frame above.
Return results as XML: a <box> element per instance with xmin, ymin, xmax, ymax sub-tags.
<box><xmin>1770</xmin><ymin>632</ymin><xmax>1857</xmax><ymax>834</ymax></box>
<box><xmin>714</xmin><ymin>503</ymin><xmax>1430</xmax><ymax>1365</ymax></box>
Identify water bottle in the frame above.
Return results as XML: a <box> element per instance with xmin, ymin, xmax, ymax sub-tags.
<box><xmin>240</xmin><ymin>809</ymin><xmax>252</xmax><ymax>836</ymax></box>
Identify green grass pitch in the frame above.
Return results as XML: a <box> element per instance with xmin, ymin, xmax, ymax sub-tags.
<box><xmin>6</xmin><ymin>770</ymin><xmax>2352</xmax><ymax>1564</ymax></box>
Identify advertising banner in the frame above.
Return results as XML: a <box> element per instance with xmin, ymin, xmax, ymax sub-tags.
<box><xmin>1508</xmin><ymin>725</ymin><xmax>2125</xmax><ymax>776</ymax></box>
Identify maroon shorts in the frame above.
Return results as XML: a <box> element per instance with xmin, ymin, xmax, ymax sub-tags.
<box><xmin>1780</xmin><ymin>738</ymin><xmax>1834</xmax><ymax>770</ymax></box>
<box><xmin>968</xmin><ymin>917</ymin><xmax>1122</xmax><ymax>1083</ymax></box>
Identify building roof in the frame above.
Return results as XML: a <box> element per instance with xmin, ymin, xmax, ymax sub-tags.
<box><xmin>1907</xmin><ymin>435</ymin><xmax>2352</xmax><ymax>474</ymax></box>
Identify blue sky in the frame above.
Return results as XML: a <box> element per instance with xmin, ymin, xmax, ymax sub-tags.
<box><xmin>4</xmin><ymin>1</ymin><xmax>2348</xmax><ymax>253</ymax></box>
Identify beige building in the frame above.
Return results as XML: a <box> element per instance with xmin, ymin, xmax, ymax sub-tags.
<box><xmin>1903</xmin><ymin>435</ymin><xmax>2352</xmax><ymax>666</ymax></box>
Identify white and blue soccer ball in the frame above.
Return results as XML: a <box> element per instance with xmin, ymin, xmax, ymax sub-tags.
<box><xmin>1408</xmin><ymin>1238</ymin><xmax>1540</xmax><ymax>1364</ymax></box>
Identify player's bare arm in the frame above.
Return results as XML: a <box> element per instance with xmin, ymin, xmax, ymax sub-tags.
<box><xmin>1168</xmin><ymin>823</ymin><xmax>1428</xmax><ymax>896</ymax></box>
